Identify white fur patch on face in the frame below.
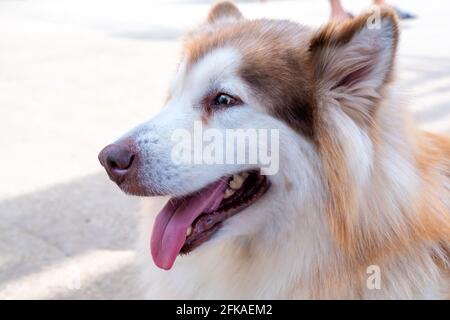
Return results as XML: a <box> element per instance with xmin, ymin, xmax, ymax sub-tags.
<box><xmin>183</xmin><ymin>47</ymin><xmax>243</xmax><ymax>104</ymax></box>
<box><xmin>168</xmin><ymin>47</ymin><xmax>243</xmax><ymax>101</ymax></box>
<box><xmin>168</xmin><ymin>59</ymin><xmax>188</xmax><ymax>98</ymax></box>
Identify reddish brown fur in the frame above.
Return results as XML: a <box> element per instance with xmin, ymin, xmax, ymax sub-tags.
<box><xmin>309</xmin><ymin>10</ymin><xmax>400</xmax><ymax>262</ymax></box>
<box><xmin>207</xmin><ymin>1</ymin><xmax>243</xmax><ymax>24</ymax></box>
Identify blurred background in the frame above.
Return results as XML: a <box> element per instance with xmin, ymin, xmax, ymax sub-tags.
<box><xmin>0</xmin><ymin>0</ymin><xmax>449</xmax><ymax>299</ymax></box>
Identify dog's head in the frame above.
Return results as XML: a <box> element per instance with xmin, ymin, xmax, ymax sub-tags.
<box><xmin>99</xmin><ymin>2</ymin><xmax>399</xmax><ymax>269</ymax></box>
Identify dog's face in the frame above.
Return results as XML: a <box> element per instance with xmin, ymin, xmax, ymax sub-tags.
<box><xmin>99</xmin><ymin>2</ymin><xmax>399</xmax><ymax>269</ymax></box>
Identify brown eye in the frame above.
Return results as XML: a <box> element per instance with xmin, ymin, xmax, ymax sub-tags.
<box><xmin>215</xmin><ymin>93</ymin><xmax>235</xmax><ymax>106</ymax></box>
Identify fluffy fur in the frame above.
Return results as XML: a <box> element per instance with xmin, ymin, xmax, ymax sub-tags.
<box><xmin>113</xmin><ymin>2</ymin><xmax>449</xmax><ymax>299</ymax></box>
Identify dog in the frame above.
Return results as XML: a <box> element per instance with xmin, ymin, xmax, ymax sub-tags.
<box><xmin>99</xmin><ymin>1</ymin><xmax>450</xmax><ymax>299</ymax></box>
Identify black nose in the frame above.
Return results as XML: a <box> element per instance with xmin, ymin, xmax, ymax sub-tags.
<box><xmin>98</xmin><ymin>143</ymin><xmax>135</xmax><ymax>184</ymax></box>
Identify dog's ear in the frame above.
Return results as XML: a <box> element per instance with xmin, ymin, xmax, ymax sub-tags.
<box><xmin>309</xmin><ymin>8</ymin><xmax>399</xmax><ymax>125</ymax></box>
<box><xmin>207</xmin><ymin>1</ymin><xmax>243</xmax><ymax>24</ymax></box>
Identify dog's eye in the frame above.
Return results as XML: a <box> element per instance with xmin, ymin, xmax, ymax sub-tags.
<box><xmin>215</xmin><ymin>93</ymin><xmax>236</xmax><ymax>106</ymax></box>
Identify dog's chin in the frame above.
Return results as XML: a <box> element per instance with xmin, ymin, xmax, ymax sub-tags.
<box><xmin>117</xmin><ymin>178</ymin><xmax>165</xmax><ymax>197</ymax></box>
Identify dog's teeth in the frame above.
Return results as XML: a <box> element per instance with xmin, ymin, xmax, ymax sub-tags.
<box><xmin>230</xmin><ymin>174</ymin><xmax>245</xmax><ymax>190</ymax></box>
<box><xmin>186</xmin><ymin>226</ymin><xmax>192</xmax><ymax>236</ymax></box>
<box><xmin>224</xmin><ymin>188</ymin><xmax>235</xmax><ymax>199</ymax></box>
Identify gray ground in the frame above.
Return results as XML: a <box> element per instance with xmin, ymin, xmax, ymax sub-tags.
<box><xmin>0</xmin><ymin>0</ymin><xmax>449</xmax><ymax>299</ymax></box>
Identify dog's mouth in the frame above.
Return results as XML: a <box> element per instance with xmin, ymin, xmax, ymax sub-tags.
<box><xmin>150</xmin><ymin>170</ymin><xmax>270</xmax><ymax>270</ymax></box>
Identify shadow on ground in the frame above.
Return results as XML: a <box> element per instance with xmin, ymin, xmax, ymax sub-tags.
<box><xmin>0</xmin><ymin>172</ymin><xmax>144</xmax><ymax>299</ymax></box>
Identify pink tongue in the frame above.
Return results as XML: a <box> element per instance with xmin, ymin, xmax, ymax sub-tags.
<box><xmin>150</xmin><ymin>179</ymin><xmax>228</xmax><ymax>270</ymax></box>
